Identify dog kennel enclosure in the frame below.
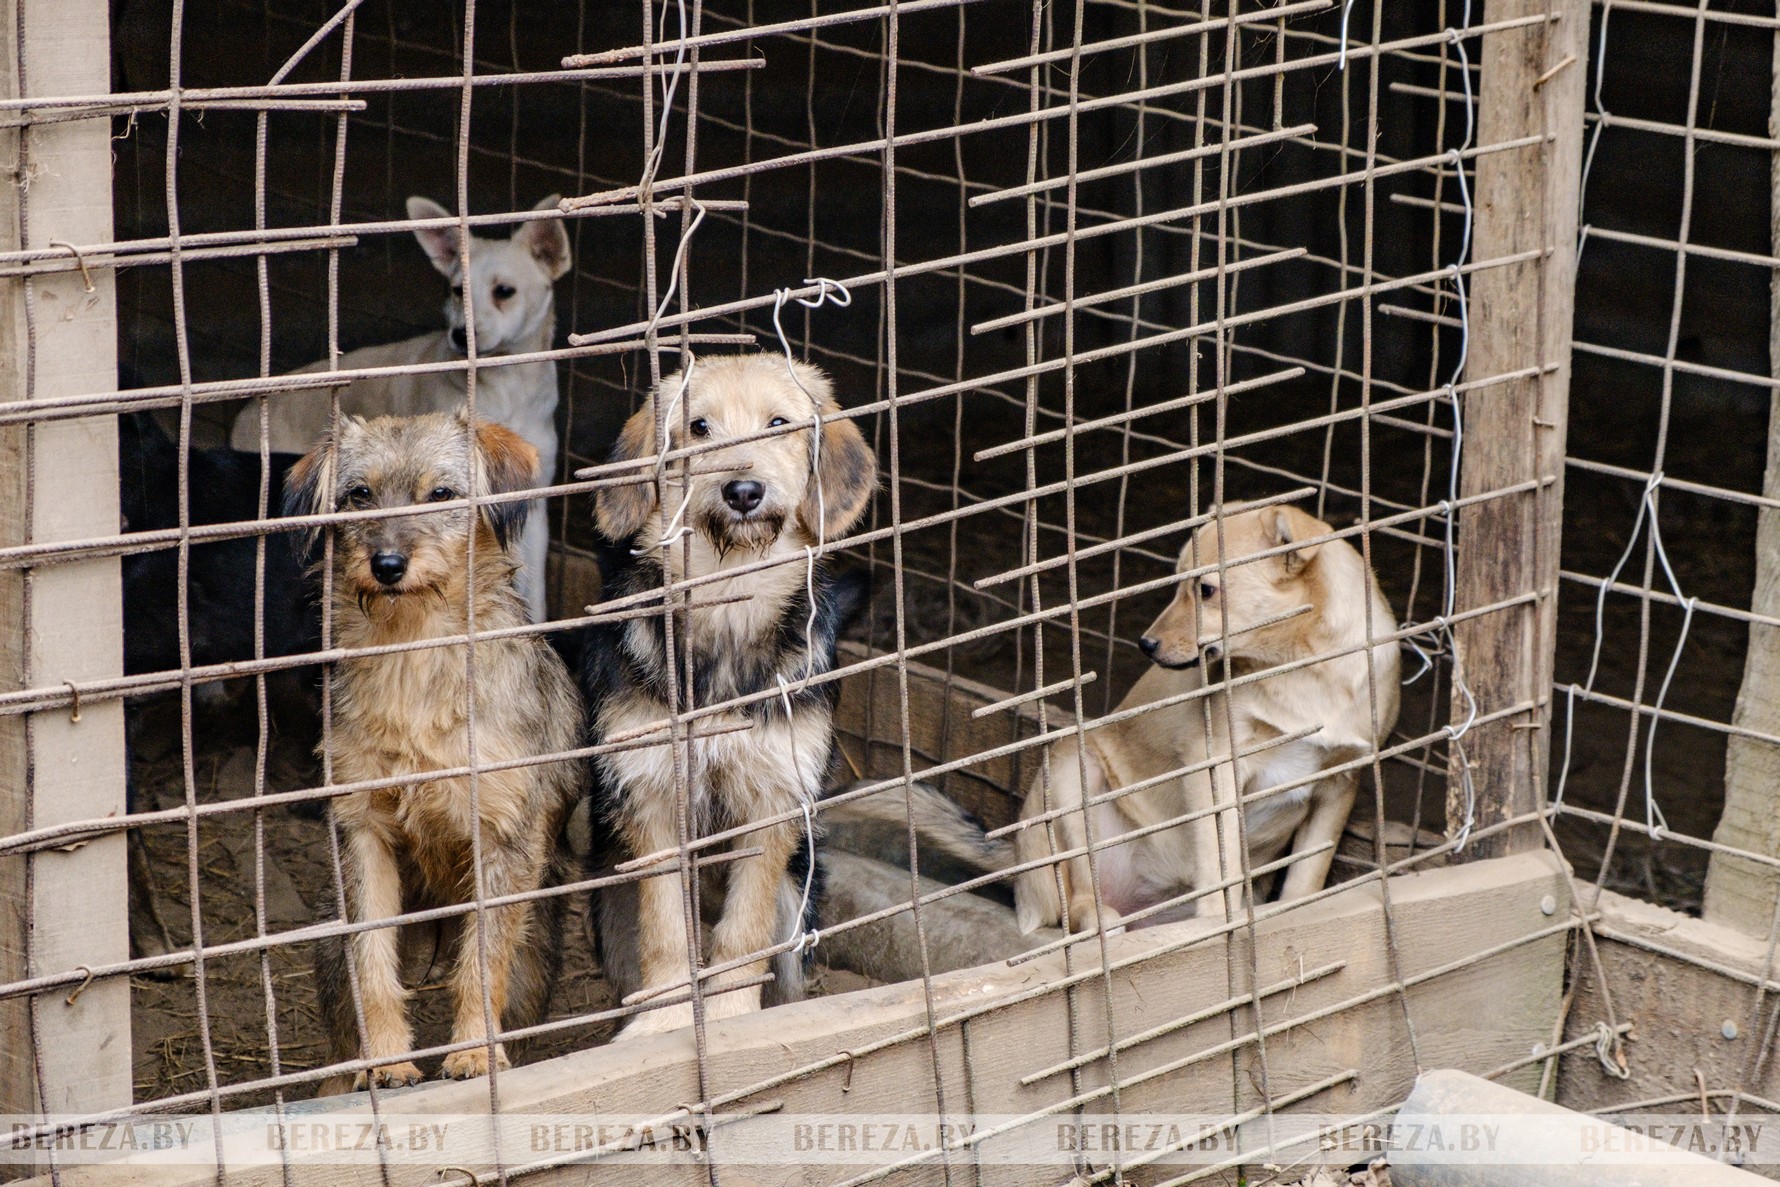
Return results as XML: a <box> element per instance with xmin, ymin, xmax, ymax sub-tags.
<box><xmin>4</xmin><ymin>0</ymin><xmax>1780</xmax><ymax>1182</ymax></box>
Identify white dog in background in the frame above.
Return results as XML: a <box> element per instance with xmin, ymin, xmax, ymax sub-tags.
<box><xmin>231</xmin><ymin>194</ymin><xmax>572</xmax><ymax>621</ymax></box>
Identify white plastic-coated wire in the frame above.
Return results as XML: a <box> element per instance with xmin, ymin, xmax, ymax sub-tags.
<box><xmin>1389</xmin><ymin>5</ymin><xmax>1482</xmax><ymax>847</ymax></box>
<box><xmin>638</xmin><ymin>0</ymin><xmax>693</xmax><ymax>194</ymax></box>
<box><xmin>771</xmin><ymin>277</ymin><xmax>854</xmax><ymax>686</ymax></box>
<box><xmin>1573</xmin><ymin>1</ymin><xmax>1617</xmax><ymax>268</ymax></box>
<box><xmin>1337</xmin><ymin>0</ymin><xmax>1360</xmax><ymax>72</ymax></box>
<box><xmin>630</xmin><ymin>359</ymin><xmax>700</xmax><ymax>555</ymax></box>
<box><xmin>1552</xmin><ymin>471</ymin><xmax>1695</xmax><ymax>842</ymax></box>
<box><xmin>776</xmin><ymin>674</ymin><xmax>821</xmax><ymax>954</ymax></box>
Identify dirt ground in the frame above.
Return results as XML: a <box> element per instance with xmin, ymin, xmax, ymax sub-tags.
<box><xmin>125</xmin><ymin>694</ymin><xmax>879</xmax><ymax>1106</ymax></box>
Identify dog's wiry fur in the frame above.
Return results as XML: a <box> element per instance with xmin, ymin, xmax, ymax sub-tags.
<box><xmin>288</xmin><ymin>411</ymin><xmax>584</xmax><ymax>1092</ymax></box>
<box><xmin>235</xmin><ymin>196</ymin><xmax>572</xmax><ymax>622</ymax></box>
<box><xmin>1013</xmin><ymin>504</ymin><xmax>1401</xmax><ymax>934</ymax></box>
<box><xmin>579</xmin><ymin>353</ymin><xmax>875</xmax><ymax>1040</ymax></box>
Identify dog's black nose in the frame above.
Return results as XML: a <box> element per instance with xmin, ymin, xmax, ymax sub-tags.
<box><xmin>371</xmin><ymin>553</ymin><xmax>408</xmax><ymax>586</ymax></box>
<box><xmin>1138</xmin><ymin>637</ymin><xmax>1159</xmax><ymax>658</ymax></box>
<box><xmin>722</xmin><ymin>479</ymin><xmax>765</xmax><ymax>514</ymax></box>
<box><xmin>449</xmin><ymin>325</ymin><xmax>468</xmax><ymax>352</ymax></box>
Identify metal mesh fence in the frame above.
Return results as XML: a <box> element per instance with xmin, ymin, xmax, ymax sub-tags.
<box><xmin>14</xmin><ymin>0</ymin><xmax>1759</xmax><ymax>1181</ymax></box>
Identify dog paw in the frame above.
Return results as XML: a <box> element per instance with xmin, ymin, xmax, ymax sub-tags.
<box><xmin>701</xmin><ymin>984</ymin><xmax>762</xmax><ymax>1022</ymax></box>
<box><xmin>439</xmin><ymin>1045</ymin><xmax>509</xmax><ymax>1081</ymax></box>
<box><xmin>1068</xmin><ymin>901</ymin><xmax>1123</xmax><ymax>936</ymax></box>
<box><xmin>613</xmin><ymin>1002</ymin><xmax>695</xmax><ymax>1041</ymax></box>
<box><xmin>354</xmin><ymin>1062</ymin><xmax>424</xmax><ymax>1090</ymax></box>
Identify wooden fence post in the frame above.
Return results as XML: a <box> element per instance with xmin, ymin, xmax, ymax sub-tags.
<box><xmin>1703</xmin><ymin>24</ymin><xmax>1780</xmax><ymax>934</ymax></box>
<box><xmin>0</xmin><ymin>0</ymin><xmax>131</xmax><ymax>1132</ymax></box>
<box><xmin>1447</xmin><ymin>0</ymin><xmax>1587</xmax><ymax>858</ymax></box>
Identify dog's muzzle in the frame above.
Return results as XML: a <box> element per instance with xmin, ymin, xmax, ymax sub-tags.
<box><xmin>722</xmin><ymin>479</ymin><xmax>765</xmax><ymax>516</ymax></box>
<box><xmin>1140</xmin><ymin>635</ymin><xmax>1202</xmax><ymax>670</ymax></box>
<box><xmin>371</xmin><ymin>552</ymin><xmax>408</xmax><ymax>586</ymax></box>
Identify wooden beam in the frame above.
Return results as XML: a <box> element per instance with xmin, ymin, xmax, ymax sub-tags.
<box><xmin>1448</xmin><ymin>0</ymin><xmax>1587</xmax><ymax>857</ymax></box>
<box><xmin>23</xmin><ymin>852</ymin><xmax>1569</xmax><ymax>1185</ymax></box>
<box><xmin>1703</xmin><ymin>22</ymin><xmax>1780</xmax><ymax>934</ymax></box>
<box><xmin>1558</xmin><ymin>889</ymin><xmax>1780</xmax><ymax>1115</ymax></box>
<box><xmin>0</xmin><ymin>0</ymin><xmax>130</xmax><ymax>1136</ymax></box>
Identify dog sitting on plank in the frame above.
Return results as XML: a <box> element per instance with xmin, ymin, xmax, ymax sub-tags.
<box><xmin>578</xmin><ymin>352</ymin><xmax>876</xmax><ymax>1040</ymax></box>
<box><xmin>1014</xmin><ymin>503</ymin><xmax>1401</xmax><ymax>934</ymax></box>
<box><xmin>286</xmin><ymin>411</ymin><xmax>585</xmax><ymax>1091</ymax></box>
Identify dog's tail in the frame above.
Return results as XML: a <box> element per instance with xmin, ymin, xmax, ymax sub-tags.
<box><xmin>819</xmin><ymin>779</ymin><xmax>1014</xmax><ymax>877</ymax></box>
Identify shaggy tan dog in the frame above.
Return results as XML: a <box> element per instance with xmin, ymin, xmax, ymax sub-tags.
<box><xmin>579</xmin><ymin>353</ymin><xmax>876</xmax><ymax>1040</ymax></box>
<box><xmin>286</xmin><ymin>411</ymin><xmax>584</xmax><ymax>1091</ymax></box>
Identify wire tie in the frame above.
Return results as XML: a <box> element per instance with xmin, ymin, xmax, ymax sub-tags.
<box><xmin>62</xmin><ymin>680</ymin><xmax>81</xmax><ymax>724</ymax></box>
<box><xmin>1594</xmin><ymin>1021</ymin><xmax>1630</xmax><ymax>1079</ymax></box>
<box><xmin>65</xmin><ymin>965</ymin><xmax>94</xmax><ymax>1005</ymax></box>
<box><xmin>796</xmin><ymin>276</ymin><xmax>852</xmax><ymax>310</ymax></box>
<box><xmin>436</xmin><ymin>1165</ymin><xmax>480</xmax><ymax>1186</ymax></box>
<box><xmin>47</xmin><ymin>239</ymin><xmax>94</xmax><ymax>293</ymax></box>
<box><xmin>840</xmin><ymin>1049</ymin><xmax>858</xmax><ymax>1093</ymax></box>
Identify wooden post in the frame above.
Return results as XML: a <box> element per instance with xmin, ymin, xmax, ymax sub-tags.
<box><xmin>1447</xmin><ymin>0</ymin><xmax>1587</xmax><ymax>859</ymax></box>
<box><xmin>1703</xmin><ymin>24</ymin><xmax>1780</xmax><ymax>934</ymax></box>
<box><xmin>0</xmin><ymin>0</ymin><xmax>131</xmax><ymax>1131</ymax></box>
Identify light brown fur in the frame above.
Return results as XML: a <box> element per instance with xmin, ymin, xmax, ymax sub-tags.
<box><xmin>586</xmin><ymin>353</ymin><xmax>875</xmax><ymax>1040</ymax></box>
<box><xmin>288</xmin><ymin>411</ymin><xmax>585</xmax><ymax>1093</ymax></box>
<box><xmin>1013</xmin><ymin>503</ymin><xmax>1401</xmax><ymax>934</ymax></box>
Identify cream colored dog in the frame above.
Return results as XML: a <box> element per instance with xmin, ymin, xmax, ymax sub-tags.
<box><xmin>1013</xmin><ymin>503</ymin><xmax>1401</xmax><ymax>934</ymax></box>
<box><xmin>231</xmin><ymin>195</ymin><xmax>571</xmax><ymax>621</ymax></box>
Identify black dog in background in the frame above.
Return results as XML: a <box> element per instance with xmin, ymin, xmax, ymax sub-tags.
<box><xmin>118</xmin><ymin>412</ymin><xmax>321</xmax><ymax>966</ymax></box>
<box><xmin>118</xmin><ymin>411</ymin><xmax>316</xmax><ymax>679</ymax></box>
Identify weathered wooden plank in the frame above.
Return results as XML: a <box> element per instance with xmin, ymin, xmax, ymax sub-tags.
<box><xmin>833</xmin><ymin>640</ymin><xmax>1040</xmax><ymax>832</ymax></box>
<box><xmin>0</xmin><ymin>0</ymin><xmax>130</xmax><ymax>1136</ymax></box>
<box><xmin>1449</xmin><ymin>0</ymin><xmax>1588</xmax><ymax>857</ymax></box>
<box><xmin>1558</xmin><ymin>889</ymin><xmax>1780</xmax><ymax>1117</ymax></box>
<box><xmin>28</xmin><ymin>852</ymin><xmax>1569</xmax><ymax>1186</ymax></box>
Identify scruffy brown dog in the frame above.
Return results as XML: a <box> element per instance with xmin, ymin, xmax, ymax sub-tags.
<box><xmin>580</xmin><ymin>353</ymin><xmax>876</xmax><ymax>1040</ymax></box>
<box><xmin>285</xmin><ymin>411</ymin><xmax>584</xmax><ymax>1092</ymax></box>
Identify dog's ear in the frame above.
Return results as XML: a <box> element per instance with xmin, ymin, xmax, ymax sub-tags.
<box><xmin>465</xmin><ymin>416</ymin><xmax>540</xmax><ymax>552</ymax></box>
<box><xmin>406</xmin><ymin>196</ymin><xmax>460</xmax><ymax>277</ymax></box>
<box><xmin>796</xmin><ymin>367</ymin><xmax>877</xmax><ymax>540</ymax></box>
<box><xmin>283</xmin><ymin>425</ymin><xmax>343</xmax><ymax>558</ymax></box>
<box><xmin>594</xmin><ymin>402</ymin><xmax>659</xmax><ymax>543</ymax></box>
<box><xmin>515</xmin><ymin>195</ymin><xmax>572</xmax><ymax>282</ymax></box>
<box><xmin>1271</xmin><ymin>505</ymin><xmax>1325</xmax><ymax>576</ymax></box>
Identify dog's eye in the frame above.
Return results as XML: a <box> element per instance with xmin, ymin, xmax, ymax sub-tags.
<box><xmin>1199</xmin><ymin>581</ymin><xmax>1217</xmax><ymax>600</ymax></box>
<box><xmin>768</xmin><ymin>416</ymin><xmax>789</xmax><ymax>429</ymax></box>
<box><xmin>427</xmin><ymin>486</ymin><xmax>456</xmax><ymax>503</ymax></box>
<box><xmin>493</xmin><ymin>283</ymin><xmax>516</xmax><ymax>301</ymax></box>
<box><xmin>346</xmin><ymin>485</ymin><xmax>373</xmax><ymax>506</ymax></box>
<box><xmin>689</xmin><ymin>418</ymin><xmax>710</xmax><ymax>438</ymax></box>
<box><xmin>451</xmin><ymin>284</ymin><xmax>463</xmax><ymax>297</ymax></box>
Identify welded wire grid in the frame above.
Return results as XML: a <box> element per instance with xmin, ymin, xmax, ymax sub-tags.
<box><xmin>0</xmin><ymin>0</ymin><xmax>1604</xmax><ymax>1181</ymax></box>
<box><xmin>1533</xmin><ymin>0</ymin><xmax>1780</xmax><ymax>1121</ymax></box>
<box><xmin>1550</xmin><ymin>3</ymin><xmax>1780</xmax><ymax>911</ymax></box>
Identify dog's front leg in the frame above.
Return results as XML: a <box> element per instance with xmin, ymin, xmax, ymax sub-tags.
<box><xmin>706</xmin><ymin>817</ymin><xmax>800</xmax><ymax>1022</ymax></box>
<box><xmin>1276</xmin><ymin>771</ymin><xmax>1359</xmax><ymax>902</ymax></box>
<box><xmin>343</xmin><ymin>825</ymin><xmax>423</xmax><ymax>1088</ymax></box>
<box><xmin>613</xmin><ymin>817</ymin><xmax>698</xmax><ymax>1041</ymax></box>
<box><xmin>1186</xmin><ymin>760</ymin><xmax>1245</xmax><ymax>921</ymax></box>
<box><xmin>441</xmin><ymin>842</ymin><xmax>538</xmax><ymax>1080</ymax></box>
